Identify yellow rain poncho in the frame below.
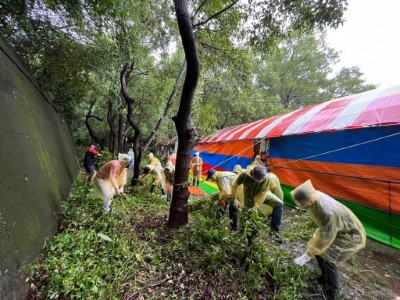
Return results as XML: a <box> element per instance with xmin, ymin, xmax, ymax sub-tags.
<box><xmin>164</xmin><ymin>160</ymin><xmax>175</xmax><ymax>202</ymax></box>
<box><xmin>213</xmin><ymin>171</ymin><xmax>241</xmax><ymax>205</ymax></box>
<box><xmin>291</xmin><ymin>180</ymin><xmax>366</xmax><ymax>264</ymax></box>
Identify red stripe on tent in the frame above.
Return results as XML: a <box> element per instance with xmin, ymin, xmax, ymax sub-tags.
<box><xmin>268</xmin><ymin>158</ymin><xmax>400</xmax><ymax>182</ymax></box>
<box><xmin>267</xmin><ymin>105</ymin><xmax>317</xmax><ymax>137</ymax></box>
<box><xmin>242</xmin><ymin>115</ymin><xmax>281</xmax><ymax>140</ymax></box>
<box><xmin>227</xmin><ymin>118</ymin><xmax>269</xmax><ymax>141</ymax></box>
<box><xmin>297</xmin><ymin>98</ymin><xmax>353</xmax><ymax>133</ymax></box>
<box><xmin>273</xmin><ymin>166</ymin><xmax>392</xmax><ymax>212</ymax></box>
<box><xmin>194</xmin><ymin>140</ymin><xmax>254</xmax><ymax>157</ymax></box>
<box><xmin>201</xmin><ymin>161</ymin><xmax>229</xmax><ymax>173</ymax></box>
<box><xmin>201</xmin><ymin>126</ymin><xmax>233</xmax><ymax>143</ymax></box>
<box><xmin>198</xmin><ymin>86</ymin><xmax>400</xmax><ymax>143</ymax></box>
<box><xmin>352</xmin><ymin>94</ymin><xmax>400</xmax><ymax>127</ymax></box>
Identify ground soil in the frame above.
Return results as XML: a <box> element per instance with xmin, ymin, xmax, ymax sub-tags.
<box><xmin>281</xmin><ymin>209</ymin><xmax>400</xmax><ymax>300</ymax></box>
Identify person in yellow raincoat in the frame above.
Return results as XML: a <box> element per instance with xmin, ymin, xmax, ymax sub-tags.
<box><xmin>291</xmin><ymin>180</ymin><xmax>366</xmax><ymax>300</ymax></box>
<box><xmin>164</xmin><ymin>159</ymin><xmax>175</xmax><ymax>202</ymax></box>
<box><xmin>205</xmin><ymin>165</ymin><xmax>244</xmax><ymax>234</ymax></box>
<box><xmin>190</xmin><ymin>152</ymin><xmax>203</xmax><ymax>187</ymax></box>
<box><xmin>93</xmin><ymin>153</ymin><xmax>131</xmax><ymax>213</ymax></box>
<box><xmin>231</xmin><ymin>165</ymin><xmax>283</xmax><ymax>244</ymax></box>
<box><xmin>252</xmin><ymin>154</ymin><xmax>264</xmax><ymax>166</ymax></box>
<box><xmin>140</xmin><ymin>153</ymin><xmax>166</xmax><ymax>199</ymax></box>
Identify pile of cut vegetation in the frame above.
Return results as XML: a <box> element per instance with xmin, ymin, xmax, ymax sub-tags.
<box><xmin>27</xmin><ymin>179</ymin><xmax>321</xmax><ymax>299</ymax></box>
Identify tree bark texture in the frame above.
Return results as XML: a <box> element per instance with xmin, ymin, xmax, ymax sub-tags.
<box><xmin>168</xmin><ymin>0</ymin><xmax>200</xmax><ymax>228</ymax></box>
<box><xmin>120</xmin><ymin>63</ymin><xmax>143</xmax><ymax>186</ymax></box>
<box><xmin>107</xmin><ymin>97</ymin><xmax>117</xmax><ymax>158</ymax></box>
<box><xmin>85</xmin><ymin>102</ymin><xmax>102</xmax><ymax>145</ymax></box>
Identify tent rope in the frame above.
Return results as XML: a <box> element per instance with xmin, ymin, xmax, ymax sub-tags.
<box><xmin>198</xmin><ymin>131</ymin><xmax>400</xmax><ymax>174</ymax></box>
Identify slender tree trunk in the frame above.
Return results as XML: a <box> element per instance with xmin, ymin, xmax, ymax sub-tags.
<box><xmin>85</xmin><ymin>103</ymin><xmax>103</xmax><ymax>144</ymax></box>
<box><xmin>107</xmin><ymin>98</ymin><xmax>117</xmax><ymax>158</ymax></box>
<box><xmin>168</xmin><ymin>0</ymin><xmax>200</xmax><ymax>228</ymax></box>
<box><xmin>117</xmin><ymin>111</ymin><xmax>124</xmax><ymax>153</ymax></box>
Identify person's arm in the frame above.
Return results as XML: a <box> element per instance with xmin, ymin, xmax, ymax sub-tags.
<box><xmin>231</xmin><ymin>173</ymin><xmax>244</xmax><ymax>199</ymax></box>
<box><xmin>88</xmin><ymin>147</ymin><xmax>102</xmax><ymax>156</ymax></box>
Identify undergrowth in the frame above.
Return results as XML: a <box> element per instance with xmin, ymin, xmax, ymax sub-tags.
<box><xmin>28</xmin><ymin>178</ymin><xmax>317</xmax><ymax>299</ymax></box>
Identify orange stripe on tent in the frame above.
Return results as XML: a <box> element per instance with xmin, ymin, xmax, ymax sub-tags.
<box><xmin>391</xmin><ymin>183</ymin><xmax>400</xmax><ymax>214</ymax></box>
<box><xmin>194</xmin><ymin>140</ymin><xmax>254</xmax><ymax>158</ymax></box>
<box><xmin>272</xmin><ymin>165</ymin><xmax>396</xmax><ymax>212</ymax></box>
<box><xmin>269</xmin><ymin>158</ymin><xmax>400</xmax><ymax>182</ymax></box>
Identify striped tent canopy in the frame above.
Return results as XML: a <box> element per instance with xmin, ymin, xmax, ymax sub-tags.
<box><xmin>199</xmin><ymin>85</ymin><xmax>400</xmax><ymax>143</ymax></box>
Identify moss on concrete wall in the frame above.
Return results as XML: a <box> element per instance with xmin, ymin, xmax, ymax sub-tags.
<box><xmin>0</xmin><ymin>39</ymin><xmax>79</xmax><ymax>299</ymax></box>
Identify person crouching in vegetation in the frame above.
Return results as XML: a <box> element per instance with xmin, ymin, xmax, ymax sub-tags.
<box><xmin>291</xmin><ymin>180</ymin><xmax>366</xmax><ymax>300</ymax></box>
<box><xmin>93</xmin><ymin>153</ymin><xmax>131</xmax><ymax>213</ymax></box>
<box><xmin>140</xmin><ymin>153</ymin><xmax>166</xmax><ymax>199</ymax></box>
<box><xmin>231</xmin><ymin>165</ymin><xmax>284</xmax><ymax>244</ymax></box>
<box><xmin>206</xmin><ymin>165</ymin><xmax>244</xmax><ymax>234</ymax></box>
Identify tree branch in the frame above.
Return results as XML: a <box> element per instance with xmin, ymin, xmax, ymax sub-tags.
<box><xmin>142</xmin><ymin>60</ymin><xmax>187</xmax><ymax>150</ymax></box>
<box><xmin>193</xmin><ymin>0</ymin><xmax>239</xmax><ymax>29</ymax></box>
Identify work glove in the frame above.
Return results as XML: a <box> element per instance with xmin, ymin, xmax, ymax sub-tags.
<box><xmin>115</xmin><ymin>188</ymin><xmax>121</xmax><ymax>195</ymax></box>
<box><xmin>118</xmin><ymin>187</ymin><xmax>124</xmax><ymax>194</ymax></box>
<box><xmin>249</xmin><ymin>207</ymin><xmax>258</xmax><ymax>213</ymax></box>
<box><xmin>294</xmin><ymin>253</ymin><xmax>312</xmax><ymax>266</ymax></box>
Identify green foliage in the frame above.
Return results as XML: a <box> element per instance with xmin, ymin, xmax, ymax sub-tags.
<box><xmin>29</xmin><ymin>183</ymin><xmax>318</xmax><ymax>299</ymax></box>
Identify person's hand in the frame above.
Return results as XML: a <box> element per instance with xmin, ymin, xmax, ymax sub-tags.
<box><xmin>115</xmin><ymin>188</ymin><xmax>121</xmax><ymax>195</ymax></box>
<box><xmin>118</xmin><ymin>187</ymin><xmax>124</xmax><ymax>194</ymax></box>
<box><xmin>294</xmin><ymin>253</ymin><xmax>312</xmax><ymax>266</ymax></box>
<box><xmin>249</xmin><ymin>207</ymin><xmax>258</xmax><ymax>213</ymax></box>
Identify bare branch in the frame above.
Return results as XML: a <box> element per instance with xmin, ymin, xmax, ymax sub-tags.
<box><xmin>193</xmin><ymin>0</ymin><xmax>239</xmax><ymax>29</ymax></box>
<box><xmin>191</xmin><ymin>0</ymin><xmax>209</xmax><ymax>20</ymax></box>
<box><xmin>142</xmin><ymin>60</ymin><xmax>187</xmax><ymax>150</ymax></box>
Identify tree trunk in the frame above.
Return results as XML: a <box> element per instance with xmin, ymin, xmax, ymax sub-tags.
<box><xmin>168</xmin><ymin>0</ymin><xmax>200</xmax><ymax>228</ymax></box>
<box><xmin>107</xmin><ymin>98</ymin><xmax>117</xmax><ymax>158</ymax></box>
<box><xmin>85</xmin><ymin>103</ymin><xmax>102</xmax><ymax>145</ymax></box>
<box><xmin>117</xmin><ymin>111</ymin><xmax>124</xmax><ymax>153</ymax></box>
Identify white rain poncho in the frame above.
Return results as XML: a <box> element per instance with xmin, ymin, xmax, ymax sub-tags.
<box><xmin>291</xmin><ymin>180</ymin><xmax>366</xmax><ymax>264</ymax></box>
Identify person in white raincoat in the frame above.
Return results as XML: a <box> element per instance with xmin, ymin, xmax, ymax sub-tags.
<box><xmin>291</xmin><ymin>180</ymin><xmax>366</xmax><ymax>300</ymax></box>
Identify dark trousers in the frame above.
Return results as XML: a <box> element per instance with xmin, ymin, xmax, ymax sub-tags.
<box><xmin>315</xmin><ymin>255</ymin><xmax>339</xmax><ymax>299</ymax></box>
<box><xmin>270</xmin><ymin>202</ymin><xmax>283</xmax><ymax>232</ymax></box>
<box><xmin>228</xmin><ymin>204</ymin><xmax>238</xmax><ymax>231</ymax></box>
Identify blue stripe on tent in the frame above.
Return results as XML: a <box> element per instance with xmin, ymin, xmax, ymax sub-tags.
<box><xmin>191</xmin><ymin>150</ymin><xmax>253</xmax><ymax>171</ymax></box>
<box><xmin>270</xmin><ymin>126</ymin><xmax>400</xmax><ymax>167</ymax></box>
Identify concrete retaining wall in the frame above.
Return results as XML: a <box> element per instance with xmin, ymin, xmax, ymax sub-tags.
<box><xmin>0</xmin><ymin>38</ymin><xmax>79</xmax><ymax>299</ymax></box>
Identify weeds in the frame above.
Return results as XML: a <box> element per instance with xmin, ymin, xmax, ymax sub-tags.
<box><xmin>28</xmin><ymin>179</ymin><xmax>317</xmax><ymax>299</ymax></box>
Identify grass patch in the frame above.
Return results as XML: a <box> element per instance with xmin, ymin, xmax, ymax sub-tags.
<box><xmin>28</xmin><ymin>178</ymin><xmax>318</xmax><ymax>299</ymax></box>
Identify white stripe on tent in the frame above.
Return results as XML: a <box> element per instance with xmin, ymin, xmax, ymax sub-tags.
<box><xmin>326</xmin><ymin>86</ymin><xmax>400</xmax><ymax>130</ymax></box>
<box><xmin>215</xmin><ymin>123</ymin><xmax>252</xmax><ymax>142</ymax></box>
<box><xmin>238</xmin><ymin>118</ymin><xmax>274</xmax><ymax>140</ymax></box>
<box><xmin>255</xmin><ymin>110</ymin><xmax>297</xmax><ymax>139</ymax></box>
<box><xmin>201</xmin><ymin>126</ymin><xmax>232</xmax><ymax>143</ymax></box>
<box><xmin>283</xmin><ymin>100</ymin><xmax>337</xmax><ymax>135</ymax></box>
<box><xmin>224</xmin><ymin>119</ymin><xmax>266</xmax><ymax>141</ymax></box>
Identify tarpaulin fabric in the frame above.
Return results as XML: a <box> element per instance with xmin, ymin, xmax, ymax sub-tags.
<box><xmin>191</xmin><ymin>140</ymin><xmax>254</xmax><ymax>175</ymax></box>
<box><xmin>200</xmin><ymin>85</ymin><xmax>400</xmax><ymax>143</ymax></box>
<box><xmin>195</xmin><ymin>85</ymin><xmax>400</xmax><ymax>249</ymax></box>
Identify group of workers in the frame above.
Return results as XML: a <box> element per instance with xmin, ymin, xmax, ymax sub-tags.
<box><xmin>83</xmin><ymin>145</ymin><xmax>366</xmax><ymax>300</ymax></box>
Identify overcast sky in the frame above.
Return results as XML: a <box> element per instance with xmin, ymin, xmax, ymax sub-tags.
<box><xmin>326</xmin><ymin>0</ymin><xmax>400</xmax><ymax>89</ymax></box>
